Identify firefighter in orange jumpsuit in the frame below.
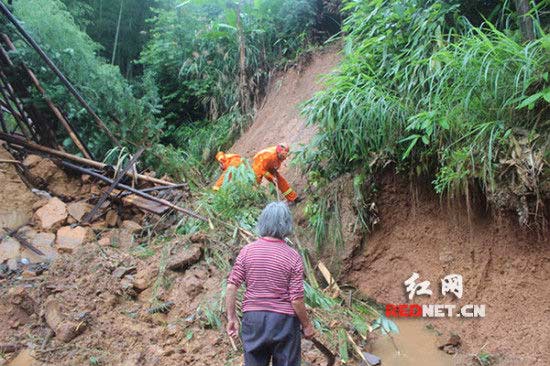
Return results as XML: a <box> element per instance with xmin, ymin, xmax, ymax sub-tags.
<box><xmin>212</xmin><ymin>151</ymin><xmax>243</xmax><ymax>191</ymax></box>
<box><xmin>252</xmin><ymin>143</ymin><xmax>298</xmax><ymax>202</ymax></box>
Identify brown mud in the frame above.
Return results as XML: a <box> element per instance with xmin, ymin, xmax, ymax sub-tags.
<box><xmin>347</xmin><ymin>173</ymin><xmax>550</xmax><ymax>366</ymax></box>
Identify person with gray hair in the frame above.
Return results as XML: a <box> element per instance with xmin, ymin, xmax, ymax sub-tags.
<box><xmin>225</xmin><ymin>202</ymin><xmax>314</xmax><ymax>366</ymax></box>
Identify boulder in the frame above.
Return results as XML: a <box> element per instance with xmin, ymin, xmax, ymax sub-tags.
<box><xmin>5</xmin><ymin>348</ymin><xmax>37</xmax><ymax>366</ymax></box>
<box><xmin>167</xmin><ymin>245</ymin><xmax>202</xmax><ymax>272</ymax></box>
<box><xmin>133</xmin><ymin>265</ymin><xmax>159</xmax><ymax>291</ymax></box>
<box><xmin>67</xmin><ymin>201</ymin><xmax>92</xmax><ymax>222</ymax></box>
<box><xmin>22</xmin><ymin>154</ymin><xmax>42</xmax><ymax>167</ymax></box>
<box><xmin>105</xmin><ymin>210</ymin><xmax>119</xmax><ymax>227</ymax></box>
<box><xmin>31</xmin><ymin>198</ymin><xmax>49</xmax><ymax>211</ymax></box>
<box><xmin>43</xmin><ymin>298</ymin><xmax>85</xmax><ymax>343</ymax></box>
<box><xmin>110</xmin><ymin>229</ymin><xmax>134</xmax><ymax>249</ymax></box>
<box><xmin>97</xmin><ymin>237</ymin><xmax>111</xmax><ymax>247</ymax></box>
<box><xmin>7</xmin><ymin>258</ymin><xmax>18</xmax><ymax>271</ymax></box>
<box><xmin>20</xmin><ymin>232</ymin><xmax>57</xmax><ymax>263</ymax></box>
<box><xmin>47</xmin><ymin>170</ymin><xmax>81</xmax><ymax>199</ymax></box>
<box><xmin>34</xmin><ymin>198</ymin><xmax>67</xmax><ymax>230</ymax></box>
<box><xmin>0</xmin><ymin>237</ymin><xmax>20</xmax><ymax>263</ymax></box>
<box><xmin>55</xmin><ymin>226</ymin><xmax>92</xmax><ymax>253</ymax></box>
<box><xmin>121</xmin><ymin>220</ymin><xmax>142</xmax><ymax>234</ymax></box>
<box><xmin>28</xmin><ymin>158</ymin><xmax>58</xmax><ymax>181</ymax></box>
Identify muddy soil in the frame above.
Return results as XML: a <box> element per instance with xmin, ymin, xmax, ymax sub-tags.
<box><xmin>0</xmin><ymin>144</ymin><xmax>38</xmax><ymax>229</ymax></box>
<box><xmin>231</xmin><ymin>43</ymin><xmax>341</xmax><ymax>195</ymax></box>
<box><xmin>347</xmin><ymin>173</ymin><xmax>550</xmax><ymax>365</ymax></box>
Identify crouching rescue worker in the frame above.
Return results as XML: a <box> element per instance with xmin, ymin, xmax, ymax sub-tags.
<box><xmin>212</xmin><ymin>151</ymin><xmax>242</xmax><ymax>191</ymax></box>
<box><xmin>225</xmin><ymin>202</ymin><xmax>315</xmax><ymax>366</ymax></box>
<box><xmin>252</xmin><ymin>143</ymin><xmax>298</xmax><ymax>202</ymax></box>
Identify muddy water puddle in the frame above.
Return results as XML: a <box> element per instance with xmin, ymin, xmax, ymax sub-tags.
<box><xmin>370</xmin><ymin>319</ymin><xmax>453</xmax><ymax>366</ymax></box>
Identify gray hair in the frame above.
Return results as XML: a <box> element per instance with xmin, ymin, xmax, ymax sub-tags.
<box><xmin>256</xmin><ymin>202</ymin><xmax>293</xmax><ymax>239</ymax></box>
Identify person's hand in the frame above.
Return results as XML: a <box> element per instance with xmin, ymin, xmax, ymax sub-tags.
<box><xmin>226</xmin><ymin>317</ymin><xmax>239</xmax><ymax>339</ymax></box>
<box><xmin>302</xmin><ymin>324</ymin><xmax>315</xmax><ymax>340</ymax></box>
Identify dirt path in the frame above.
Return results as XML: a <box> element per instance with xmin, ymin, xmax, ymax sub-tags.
<box><xmin>231</xmin><ymin>43</ymin><xmax>341</xmax><ymax>195</ymax></box>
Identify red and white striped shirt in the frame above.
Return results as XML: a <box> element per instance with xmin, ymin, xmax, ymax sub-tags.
<box><xmin>228</xmin><ymin>237</ymin><xmax>304</xmax><ymax>316</ymax></box>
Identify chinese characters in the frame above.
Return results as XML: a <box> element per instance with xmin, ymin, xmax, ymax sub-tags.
<box><xmin>404</xmin><ymin>273</ymin><xmax>463</xmax><ymax>300</ymax></box>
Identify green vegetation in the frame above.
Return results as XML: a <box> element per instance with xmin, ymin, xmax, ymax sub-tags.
<box><xmin>301</xmin><ymin>0</ymin><xmax>549</xmax><ymax>228</ymax></box>
<box><xmin>1</xmin><ymin>0</ymin><xmax>333</xmax><ymax>183</ymax></box>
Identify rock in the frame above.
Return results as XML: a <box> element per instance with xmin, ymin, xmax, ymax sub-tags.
<box><xmin>56</xmin><ymin>226</ymin><xmax>92</xmax><ymax>253</ymax></box>
<box><xmin>0</xmin><ymin>237</ymin><xmax>20</xmax><ymax>263</ymax></box>
<box><xmin>183</xmin><ymin>274</ymin><xmax>203</xmax><ymax>300</ymax></box>
<box><xmin>110</xmin><ymin>229</ymin><xmax>134</xmax><ymax>249</ymax></box>
<box><xmin>6</xmin><ymin>349</ymin><xmax>36</xmax><ymax>366</ymax></box>
<box><xmin>67</xmin><ymin>201</ymin><xmax>92</xmax><ymax>221</ymax></box>
<box><xmin>121</xmin><ymin>220</ymin><xmax>142</xmax><ymax>234</ymax></box>
<box><xmin>90</xmin><ymin>185</ymin><xmax>102</xmax><ymax>196</ymax></box>
<box><xmin>105</xmin><ymin>210</ymin><xmax>119</xmax><ymax>227</ymax></box>
<box><xmin>47</xmin><ymin>170</ymin><xmax>81</xmax><ymax>199</ymax></box>
<box><xmin>120</xmin><ymin>275</ymin><xmax>137</xmax><ymax>298</ymax></box>
<box><xmin>190</xmin><ymin>232</ymin><xmax>207</xmax><ymax>243</ymax></box>
<box><xmin>167</xmin><ymin>245</ymin><xmax>202</xmax><ymax>271</ymax></box>
<box><xmin>21</xmin><ymin>270</ymin><xmax>36</xmax><ymax>278</ymax></box>
<box><xmin>97</xmin><ymin>237</ymin><xmax>111</xmax><ymax>247</ymax></box>
<box><xmin>28</xmin><ymin>158</ymin><xmax>58</xmax><ymax>181</ymax></box>
<box><xmin>79</xmin><ymin>184</ymin><xmax>91</xmax><ymax>195</ymax></box>
<box><xmin>113</xmin><ymin>266</ymin><xmax>136</xmax><ymax>279</ymax></box>
<box><xmin>34</xmin><ymin>198</ymin><xmax>67</xmax><ymax>230</ymax></box>
<box><xmin>133</xmin><ymin>265</ymin><xmax>159</xmax><ymax>291</ymax></box>
<box><xmin>44</xmin><ymin>298</ymin><xmax>64</xmax><ymax>331</ymax></box>
<box><xmin>31</xmin><ymin>198</ymin><xmax>49</xmax><ymax>211</ymax></box>
<box><xmin>81</xmin><ymin>174</ymin><xmax>91</xmax><ymax>183</ymax></box>
<box><xmin>438</xmin><ymin>334</ymin><xmax>461</xmax><ymax>354</ymax></box>
<box><xmin>22</xmin><ymin>154</ymin><xmax>42</xmax><ymax>167</ymax></box>
<box><xmin>20</xmin><ymin>232</ymin><xmax>57</xmax><ymax>263</ymax></box>
<box><xmin>0</xmin><ymin>343</ymin><xmax>22</xmax><ymax>353</ymax></box>
<box><xmin>7</xmin><ymin>258</ymin><xmax>18</xmax><ymax>271</ymax></box>
<box><xmin>44</xmin><ymin>298</ymin><xmax>85</xmax><ymax>343</ymax></box>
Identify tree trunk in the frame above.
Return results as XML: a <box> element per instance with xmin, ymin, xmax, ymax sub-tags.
<box><xmin>236</xmin><ymin>0</ymin><xmax>249</xmax><ymax>113</ymax></box>
<box><xmin>515</xmin><ymin>0</ymin><xmax>535</xmax><ymax>42</ymax></box>
<box><xmin>112</xmin><ymin>0</ymin><xmax>124</xmax><ymax>65</ymax></box>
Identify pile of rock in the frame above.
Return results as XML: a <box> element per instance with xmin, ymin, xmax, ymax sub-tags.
<box><xmin>0</xmin><ymin>155</ymin><xmax>145</xmax><ymax>279</ymax></box>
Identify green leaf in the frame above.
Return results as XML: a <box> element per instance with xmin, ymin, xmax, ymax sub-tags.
<box><xmin>338</xmin><ymin>329</ymin><xmax>349</xmax><ymax>362</ymax></box>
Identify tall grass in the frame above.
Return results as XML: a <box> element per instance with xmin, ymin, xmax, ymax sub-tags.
<box><xmin>301</xmin><ymin>0</ymin><xmax>549</xmax><ymax>226</ymax></box>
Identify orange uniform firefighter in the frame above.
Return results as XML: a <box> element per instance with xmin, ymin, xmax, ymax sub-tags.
<box><xmin>212</xmin><ymin>151</ymin><xmax>242</xmax><ymax>191</ymax></box>
<box><xmin>252</xmin><ymin>143</ymin><xmax>298</xmax><ymax>202</ymax></box>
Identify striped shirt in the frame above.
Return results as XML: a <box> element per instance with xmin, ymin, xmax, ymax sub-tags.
<box><xmin>228</xmin><ymin>237</ymin><xmax>304</xmax><ymax>316</ymax></box>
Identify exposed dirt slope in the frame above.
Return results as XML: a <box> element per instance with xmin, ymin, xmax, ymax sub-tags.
<box><xmin>347</xmin><ymin>173</ymin><xmax>550</xmax><ymax>366</ymax></box>
<box><xmin>231</xmin><ymin>43</ymin><xmax>341</xmax><ymax>194</ymax></box>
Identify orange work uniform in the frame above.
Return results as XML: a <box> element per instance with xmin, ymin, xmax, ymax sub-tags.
<box><xmin>252</xmin><ymin>146</ymin><xmax>297</xmax><ymax>202</ymax></box>
<box><xmin>212</xmin><ymin>152</ymin><xmax>242</xmax><ymax>191</ymax></box>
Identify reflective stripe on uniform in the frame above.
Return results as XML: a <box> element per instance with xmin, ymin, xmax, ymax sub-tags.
<box><xmin>283</xmin><ymin>188</ymin><xmax>293</xmax><ymax>196</ymax></box>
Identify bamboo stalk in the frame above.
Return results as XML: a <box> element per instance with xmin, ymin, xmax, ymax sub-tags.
<box><xmin>0</xmin><ymin>37</ymin><xmax>93</xmax><ymax>159</ymax></box>
<box><xmin>60</xmin><ymin>160</ymin><xmax>207</xmax><ymax>222</ymax></box>
<box><xmin>81</xmin><ymin>147</ymin><xmax>144</xmax><ymax>224</ymax></box>
<box><xmin>0</xmin><ymin>82</ymin><xmax>31</xmax><ymax>139</ymax></box>
<box><xmin>0</xmin><ymin>132</ymin><xmax>176</xmax><ymax>186</ymax></box>
<box><xmin>0</xmin><ymin>11</ymin><xmax>120</xmax><ymax>146</ymax></box>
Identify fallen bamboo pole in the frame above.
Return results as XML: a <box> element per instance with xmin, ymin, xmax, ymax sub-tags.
<box><xmin>81</xmin><ymin>147</ymin><xmax>145</xmax><ymax>224</ymax></box>
<box><xmin>0</xmin><ymin>37</ymin><xmax>93</xmax><ymax>159</ymax></box>
<box><xmin>0</xmin><ymin>132</ymin><xmax>176</xmax><ymax>186</ymax></box>
<box><xmin>0</xmin><ymin>10</ymin><xmax>121</xmax><ymax>146</ymax></box>
<box><xmin>60</xmin><ymin>160</ymin><xmax>207</xmax><ymax>222</ymax></box>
